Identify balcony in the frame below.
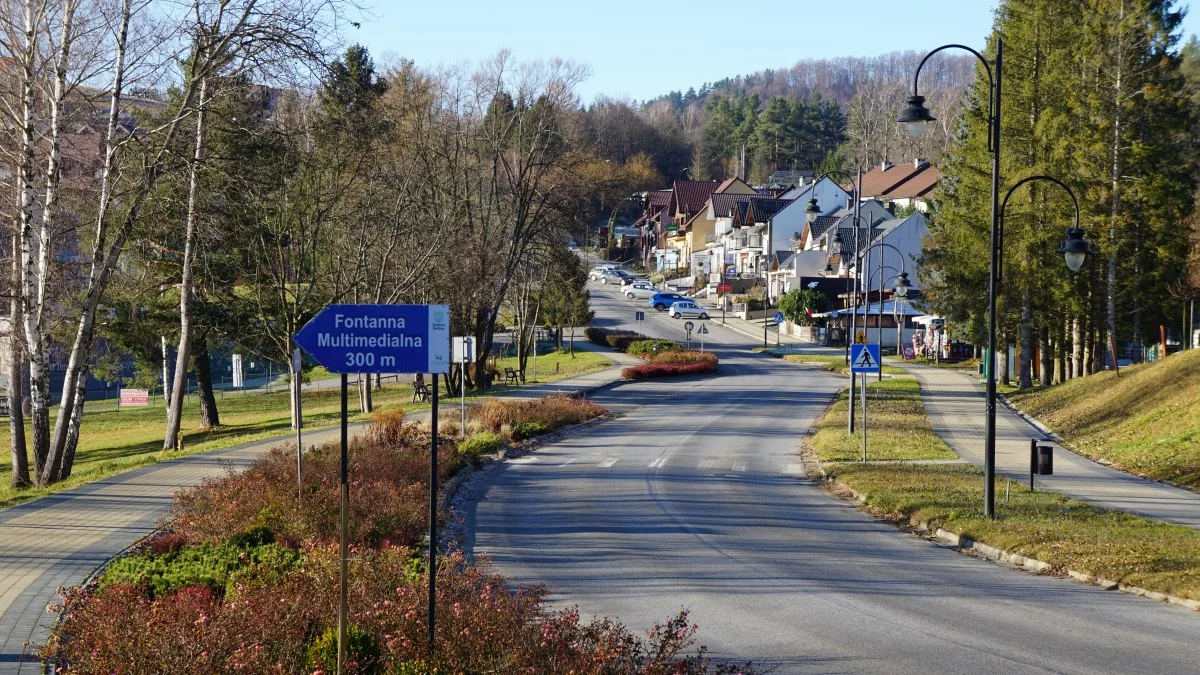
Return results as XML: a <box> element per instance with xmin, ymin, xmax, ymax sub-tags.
<box><xmin>733</xmin><ymin>235</ymin><xmax>763</xmax><ymax>250</ymax></box>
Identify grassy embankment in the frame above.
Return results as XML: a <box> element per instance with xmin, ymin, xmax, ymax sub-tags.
<box><xmin>1008</xmin><ymin>348</ymin><xmax>1200</xmax><ymax>490</ymax></box>
<box><xmin>0</xmin><ymin>350</ymin><xmax>610</xmax><ymax>509</ymax></box>
<box><xmin>809</xmin><ymin>372</ymin><xmax>1200</xmax><ymax>601</ymax></box>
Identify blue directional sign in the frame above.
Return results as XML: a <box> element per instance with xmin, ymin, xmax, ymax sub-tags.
<box><xmin>294</xmin><ymin>304</ymin><xmax>450</xmax><ymax>374</ymax></box>
<box><xmin>774</xmin><ymin>311</ymin><xmax>785</xmax><ymax>325</ymax></box>
<box><xmin>850</xmin><ymin>343</ymin><xmax>881</xmax><ymax>373</ymax></box>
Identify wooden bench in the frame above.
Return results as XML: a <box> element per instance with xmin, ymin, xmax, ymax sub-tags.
<box><xmin>412</xmin><ymin>382</ymin><xmax>431</xmax><ymax>403</ymax></box>
<box><xmin>503</xmin><ymin>367</ymin><xmax>521</xmax><ymax>385</ymax></box>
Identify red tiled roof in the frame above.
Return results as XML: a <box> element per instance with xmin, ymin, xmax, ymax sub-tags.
<box><xmin>673</xmin><ymin>179</ymin><xmax>721</xmax><ymax>217</ymax></box>
<box><xmin>648</xmin><ymin>190</ymin><xmax>673</xmax><ymax>208</ymax></box>
<box><xmin>858</xmin><ymin>161</ymin><xmax>940</xmax><ymax>199</ymax></box>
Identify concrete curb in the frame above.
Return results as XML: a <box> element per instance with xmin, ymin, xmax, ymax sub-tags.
<box><xmin>812</xmin><ymin>465</ymin><xmax>1200</xmax><ymax>613</ymax></box>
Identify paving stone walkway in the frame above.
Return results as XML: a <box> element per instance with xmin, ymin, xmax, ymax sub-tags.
<box><xmin>0</xmin><ymin>347</ymin><xmax>636</xmax><ymax>673</ymax></box>
<box><xmin>903</xmin><ymin>363</ymin><xmax>1200</xmax><ymax>530</ymax></box>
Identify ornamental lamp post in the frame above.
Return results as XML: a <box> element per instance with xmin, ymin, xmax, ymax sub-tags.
<box><xmin>903</xmin><ymin>38</ymin><xmax>1005</xmax><ymax>517</ymax></box>
<box><xmin>893</xmin><ymin>272</ymin><xmax>912</xmax><ymax>358</ymax></box>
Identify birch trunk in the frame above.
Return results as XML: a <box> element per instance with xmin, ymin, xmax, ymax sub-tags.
<box><xmin>1019</xmin><ymin>291</ymin><xmax>1033</xmax><ymax>389</ymax></box>
<box><xmin>8</xmin><ymin>232</ymin><xmax>28</xmax><ymax>488</ymax></box>
<box><xmin>164</xmin><ymin>77</ymin><xmax>209</xmax><ymax>449</ymax></box>
<box><xmin>1071</xmin><ymin>317</ymin><xmax>1083</xmax><ymax>378</ymax></box>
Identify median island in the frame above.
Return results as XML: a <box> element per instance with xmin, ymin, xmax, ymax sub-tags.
<box><xmin>584</xmin><ymin>328</ymin><xmax>719</xmax><ymax>380</ymax></box>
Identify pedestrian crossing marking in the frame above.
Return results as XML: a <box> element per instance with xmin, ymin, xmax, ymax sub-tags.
<box><xmin>599</xmin><ymin>457</ymin><xmax>619</xmax><ymax>468</ymax></box>
<box><xmin>850</xmin><ymin>343</ymin><xmax>881</xmax><ymax>373</ymax></box>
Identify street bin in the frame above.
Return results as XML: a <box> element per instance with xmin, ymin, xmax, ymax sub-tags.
<box><xmin>1029</xmin><ymin>439</ymin><xmax>1054</xmax><ymax>489</ymax></box>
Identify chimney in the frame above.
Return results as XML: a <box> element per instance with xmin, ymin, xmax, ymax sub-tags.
<box><xmin>914</xmin><ymin>158</ymin><xmax>926</xmax><ymax>169</ymax></box>
<box><xmin>881</xmin><ymin>160</ymin><xmax>893</xmax><ymax>172</ymax></box>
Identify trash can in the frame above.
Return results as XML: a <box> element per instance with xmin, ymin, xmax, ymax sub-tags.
<box><xmin>1035</xmin><ymin>442</ymin><xmax>1053</xmax><ymax>475</ymax></box>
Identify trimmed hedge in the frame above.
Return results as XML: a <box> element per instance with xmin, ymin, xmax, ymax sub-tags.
<box><xmin>622</xmin><ymin>350</ymin><xmax>719</xmax><ymax>380</ymax></box>
<box><xmin>626</xmin><ymin>339</ymin><xmax>682</xmax><ymax>356</ymax></box>
<box><xmin>584</xmin><ymin>326</ymin><xmax>648</xmax><ymax>352</ymax></box>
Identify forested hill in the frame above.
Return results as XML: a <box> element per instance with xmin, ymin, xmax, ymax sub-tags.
<box><xmin>644</xmin><ymin>50</ymin><xmax>976</xmax><ymax>112</ymax></box>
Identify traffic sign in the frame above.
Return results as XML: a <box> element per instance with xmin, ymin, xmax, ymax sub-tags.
<box><xmin>294</xmin><ymin>304</ymin><xmax>450</xmax><ymax>374</ymax></box>
<box><xmin>452</xmin><ymin>336</ymin><xmax>475</xmax><ymax>362</ymax></box>
<box><xmin>683</xmin><ymin>321</ymin><xmax>695</xmax><ymax>333</ymax></box>
<box><xmin>696</xmin><ymin>323</ymin><xmax>709</xmax><ymax>334</ymax></box>
<box><xmin>854</xmin><ymin>330</ymin><xmax>867</xmax><ymax>344</ymax></box>
<box><xmin>850</xmin><ymin>344</ymin><xmax>881</xmax><ymax>372</ymax></box>
<box><xmin>635</xmin><ymin>311</ymin><xmax>645</xmax><ymax>321</ymax></box>
<box><xmin>774</xmin><ymin>311</ymin><xmax>785</xmax><ymax>325</ymax></box>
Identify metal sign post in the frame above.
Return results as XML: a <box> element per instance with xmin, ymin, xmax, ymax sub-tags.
<box><xmin>453</xmin><ymin>337</ymin><xmax>475</xmax><ymax>438</ymax></box>
<box><xmin>292</xmin><ymin>347</ymin><xmax>303</xmax><ymax>499</ymax></box>
<box><xmin>697</xmin><ymin>323</ymin><xmax>709</xmax><ymax>352</ymax></box>
<box><xmin>850</xmin><ymin>343</ymin><xmax>881</xmax><ymax>462</ymax></box>
<box><xmin>684</xmin><ymin>320</ymin><xmax>694</xmax><ymax>348</ymax></box>
<box><xmin>294</xmin><ymin>304</ymin><xmax>451</xmax><ymax>672</ymax></box>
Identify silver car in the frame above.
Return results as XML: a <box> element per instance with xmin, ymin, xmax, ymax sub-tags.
<box><xmin>668</xmin><ymin>300</ymin><xmax>709</xmax><ymax>319</ymax></box>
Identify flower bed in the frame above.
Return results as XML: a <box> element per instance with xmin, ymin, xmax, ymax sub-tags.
<box><xmin>44</xmin><ymin>400</ymin><xmax>752</xmax><ymax>672</ymax></box>
<box><xmin>622</xmin><ymin>350</ymin><xmax>719</xmax><ymax>380</ymax></box>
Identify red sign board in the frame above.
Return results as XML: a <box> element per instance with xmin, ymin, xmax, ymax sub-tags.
<box><xmin>119</xmin><ymin>388</ymin><xmax>150</xmax><ymax>407</ymax></box>
<box><xmin>717</xmin><ymin>283</ymin><xmax>732</xmax><ymax>294</ymax></box>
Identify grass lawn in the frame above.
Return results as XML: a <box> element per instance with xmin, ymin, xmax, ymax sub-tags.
<box><xmin>781</xmin><ymin>353</ymin><xmax>907</xmax><ymax>376</ymax></box>
<box><xmin>809</xmin><ymin>377</ymin><xmax>959</xmax><ymax>462</ymax></box>
<box><xmin>1008</xmin><ymin>348</ymin><xmax>1200</xmax><ymax>489</ymax></box>
<box><xmin>0</xmin><ymin>349</ymin><xmax>610</xmax><ymax>509</ymax></box>
<box><xmin>825</xmin><ymin>462</ymin><xmax>1200</xmax><ymax>601</ymax></box>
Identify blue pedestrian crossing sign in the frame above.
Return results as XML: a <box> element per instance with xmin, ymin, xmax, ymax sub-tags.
<box><xmin>850</xmin><ymin>344</ymin><xmax>881</xmax><ymax>373</ymax></box>
<box><xmin>774</xmin><ymin>311</ymin><xmax>785</xmax><ymax>324</ymax></box>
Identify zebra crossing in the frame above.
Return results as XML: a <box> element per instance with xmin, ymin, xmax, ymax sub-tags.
<box><xmin>506</xmin><ymin>452</ymin><xmax>807</xmax><ymax>476</ymax></box>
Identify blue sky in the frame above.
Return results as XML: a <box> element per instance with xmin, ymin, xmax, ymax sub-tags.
<box><xmin>349</xmin><ymin>1</ymin><xmax>1200</xmax><ymax>103</ymax></box>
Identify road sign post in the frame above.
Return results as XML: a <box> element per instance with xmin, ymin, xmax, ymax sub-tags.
<box><xmin>684</xmin><ymin>320</ymin><xmax>694</xmax><ymax>348</ymax></box>
<box><xmin>294</xmin><ymin>304</ymin><xmax>450</xmax><ymax>671</ymax></box>
<box><xmin>697</xmin><ymin>322</ymin><xmax>709</xmax><ymax>352</ymax></box>
<box><xmin>453</xmin><ymin>337</ymin><xmax>476</xmax><ymax>438</ymax></box>
<box><xmin>292</xmin><ymin>346</ymin><xmax>303</xmax><ymax>499</ymax></box>
<box><xmin>850</xmin><ymin>344</ymin><xmax>881</xmax><ymax>462</ymax></box>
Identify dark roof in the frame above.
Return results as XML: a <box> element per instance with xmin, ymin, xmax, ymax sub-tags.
<box><xmin>746</xmin><ymin>198</ymin><xmax>790</xmax><ymax>224</ymax></box>
<box><xmin>672</xmin><ymin>179</ymin><xmax>721</xmax><ymax>217</ymax></box>
<box><xmin>709</xmin><ymin>193</ymin><xmax>794</xmax><ymax>224</ymax></box>
<box><xmin>769</xmin><ymin>249</ymin><xmax>792</xmax><ymax>268</ymax></box>
<box><xmin>809</xmin><ymin>215</ymin><xmax>840</xmax><ymax>240</ymax></box>
<box><xmin>648</xmin><ymin>190</ymin><xmax>673</xmax><ymax>208</ymax></box>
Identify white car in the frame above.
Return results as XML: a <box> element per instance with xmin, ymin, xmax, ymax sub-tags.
<box><xmin>588</xmin><ymin>265</ymin><xmax>619</xmax><ymax>280</ymax></box>
<box><xmin>668</xmin><ymin>300</ymin><xmax>709</xmax><ymax>320</ymax></box>
<box><xmin>624</xmin><ymin>283</ymin><xmax>657</xmax><ymax>299</ymax></box>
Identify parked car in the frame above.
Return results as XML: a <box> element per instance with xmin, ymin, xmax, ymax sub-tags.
<box><xmin>668</xmin><ymin>300</ymin><xmax>709</xmax><ymax>320</ymax></box>
<box><xmin>598</xmin><ymin>269</ymin><xmax>633</xmax><ymax>284</ymax></box>
<box><xmin>621</xmin><ymin>278</ymin><xmax>652</xmax><ymax>293</ymax></box>
<box><xmin>625</xmin><ymin>283</ymin><xmax>657</xmax><ymax>299</ymax></box>
<box><xmin>588</xmin><ymin>265</ymin><xmax>619</xmax><ymax>280</ymax></box>
<box><xmin>648</xmin><ymin>292</ymin><xmax>687</xmax><ymax>311</ymax></box>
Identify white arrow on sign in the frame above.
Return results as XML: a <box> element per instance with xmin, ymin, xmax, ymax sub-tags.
<box><xmin>697</xmin><ymin>323</ymin><xmax>709</xmax><ymax>334</ymax></box>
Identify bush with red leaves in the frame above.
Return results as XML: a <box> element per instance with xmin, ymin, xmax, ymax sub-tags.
<box><xmin>622</xmin><ymin>350</ymin><xmax>719</xmax><ymax>380</ymax></box>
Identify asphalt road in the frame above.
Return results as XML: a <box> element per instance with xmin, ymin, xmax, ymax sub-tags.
<box><xmin>460</xmin><ymin>278</ymin><xmax>1200</xmax><ymax>674</ymax></box>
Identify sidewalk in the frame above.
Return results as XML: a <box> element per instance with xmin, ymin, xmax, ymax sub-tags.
<box><xmin>0</xmin><ymin>349</ymin><xmax>635</xmax><ymax>673</ymax></box>
<box><xmin>693</xmin><ymin>299</ymin><xmax>820</xmax><ymax>347</ymax></box>
<box><xmin>902</xmin><ymin>363</ymin><xmax>1200</xmax><ymax>531</ymax></box>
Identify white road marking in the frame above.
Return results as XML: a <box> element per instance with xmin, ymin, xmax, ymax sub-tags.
<box><xmin>599</xmin><ymin>457</ymin><xmax>619</xmax><ymax>468</ymax></box>
<box><xmin>732</xmin><ymin>462</ymin><xmax>747</xmax><ymax>472</ymax></box>
<box><xmin>698</xmin><ymin>460</ymin><xmax>715</xmax><ymax>470</ymax></box>
<box><xmin>509</xmin><ymin>456</ymin><xmax>539</xmax><ymax>465</ymax></box>
<box><xmin>782</xmin><ymin>463</ymin><xmax>805</xmax><ymax>475</ymax></box>
<box><xmin>648</xmin><ymin>457</ymin><xmax>667</xmax><ymax>468</ymax></box>
<box><xmin>559</xmin><ymin>458</ymin><xmax>575</xmax><ymax>467</ymax></box>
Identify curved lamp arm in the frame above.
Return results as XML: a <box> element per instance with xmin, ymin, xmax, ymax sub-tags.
<box><xmin>857</xmin><ymin>240</ymin><xmax>909</xmax><ymax>274</ymax></box>
<box><xmin>997</xmin><ymin>174</ymin><xmax>1088</xmax><ymax>281</ymax></box>
<box><xmin>902</xmin><ymin>43</ymin><xmax>995</xmax><ymax>149</ymax></box>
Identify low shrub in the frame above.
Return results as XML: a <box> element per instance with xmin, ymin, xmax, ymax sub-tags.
<box><xmin>308</xmin><ymin>624</ymin><xmax>383</xmax><ymax>674</ymax></box>
<box><xmin>626</xmin><ymin>339</ymin><xmax>681</xmax><ymax>356</ymax></box>
<box><xmin>102</xmin><ymin>538</ymin><xmax>300</xmax><ymax>600</ymax></box>
<box><xmin>48</xmin><ymin>548</ymin><xmax>754</xmax><ymax>673</ymax></box>
<box><xmin>584</xmin><ymin>326</ymin><xmax>647</xmax><ymax>351</ymax></box>
<box><xmin>647</xmin><ymin>349</ymin><xmax>718</xmax><ymax>366</ymax></box>
<box><xmin>622</xmin><ymin>362</ymin><xmax>719</xmax><ymax>380</ymax></box>
<box><xmin>168</xmin><ymin>424</ymin><xmax>456</xmax><ymax>549</ymax></box>
<box><xmin>511</xmin><ymin>420</ymin><xmax>551</xmax><ymax>440</ymax></box>
<box><xmin>457</xmin><ymin>431</ymin><xmax>506</xmax><ymax>461</ymax></box>
<box><xmin>470</xmin><ymin>394</ymin><xmax>607</xmax><ymax>438</ymax></box>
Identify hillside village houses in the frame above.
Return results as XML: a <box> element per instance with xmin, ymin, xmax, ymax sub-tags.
<box><xmin>635</xmin><ymin>160</ymin><xmax>936</xmax><ymax>340</ymax></box>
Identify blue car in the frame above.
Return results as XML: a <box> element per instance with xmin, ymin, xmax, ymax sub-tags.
<box><xmin>648</xmin><ymin>292</ymin><xmax>687</xmax><ymax>311</ymax></box>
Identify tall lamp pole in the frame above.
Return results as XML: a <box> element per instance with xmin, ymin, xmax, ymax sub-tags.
<box><xmin>901</xmin><ymin>42</ymin><xmax>1094</xmax><ymax>517</ymax></box>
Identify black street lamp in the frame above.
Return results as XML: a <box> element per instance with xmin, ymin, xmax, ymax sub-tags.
<box><xmin>903</xmin><ymin>39</ymin><xmax>1005</xmax><ymax>517</ymax></box>
<box><xmin>858</xmin><ymin>240</ymin><xmax>909</xmax><ymax>381</ymax></box>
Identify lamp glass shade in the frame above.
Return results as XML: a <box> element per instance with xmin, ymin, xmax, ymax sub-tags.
<box><xmin>805</xmin><ymin>198</ymin><xmax>820</xmax><ymax>224</ymax></box>
<box><xmin>905</xmin><ymin>120</ymin><xmax>927</xmax><ymax>139</ymax></box>
<box><xmin>1064</xmin><ymin>251</ymin><xmax>1086</xmax><ymax>272</ymax></box>
<box><xmin>1056</xmin><ymin>227</ymin><xmax>1093</xmax><ymax>273</ymax></box>
<box><xmin>893</xmin><ymin>272</ymin><xmax>911</xmax><ymax>298</ymax></box>
<box><xmin>829</xmin><ymin>232</ymin><xmax>842</xmax><ymax>257</ymax></box>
